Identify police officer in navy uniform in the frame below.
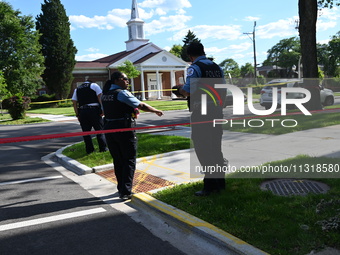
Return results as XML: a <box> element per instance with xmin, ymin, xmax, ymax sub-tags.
<box><xmin>102</xmin><ymin>71</ymin><xmax>164</xmax><ymax>200</ymax></box>
<box><xmin>175</xmin><ymin>42</ymin><xmax>227</xmax><ymax>196</ymax></box>
<box><xmin>72</xmin><ymin>80</ymin><xmax>107</xmax><ymax>154</ymax></box>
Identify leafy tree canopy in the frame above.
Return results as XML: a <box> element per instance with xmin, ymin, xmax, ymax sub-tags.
<box><xmin>327</xmin><ymin>31</ymin><xmax>340</xmax><ymax>77</ymax></box>
<box><xmin>263</xmin><ymin>37</ymin><xmax>301</xmax><ymax>77</ymax></box>
<box><xmin>318</xmin><ymin>0</ymin><xmax>340</xmax><ymax>8</ymax></box>
<box><xmin>0</xmin><ymin>71</ymin><xmax>8</xmax><ymax>97</ymax></box>
<box><xmin>0</xmin><ymin>2</ymin><xmax>45</xmax><ymax>96</ymax></box>
<box><xmin>117</xmin><ymin>60</ymin><xmax>141</xmax><ymax>78</ymax></box>
<box><xmin>240</xmin><ymin>63</ymin><xmax>254</xmax><ymax>78</ymax></box>
<box><xmin>219</xmin><ymin>58</ymin><xmax>241</xmax><ymax>78</ymax></box>
<box><xmin>169</xmin><ymin>44</ymin><xmax>182</xmax><ymax>58</ymax></box>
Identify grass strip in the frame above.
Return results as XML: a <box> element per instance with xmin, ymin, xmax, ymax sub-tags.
<box><xmin>62</xmin><ymin>133</ymin><xmax>191</xmax><ymax>167</ymax></box>
<box><xmin>0</xmin><ymin>116</ymin><xmax>49</xmax><ymax>125</ymax></box>
<box><xmin>27</xmin><ymin>100</ymin><xmax>188</xmax><ymax>116</ymax></box>
<box><xmin>27</xmin><ymin>106</ymin><xmax>75</xmax><ymax>116</ymax></box>
<box><xmin>153</xmin><ymin>155</ymin><xmax>340</xmax><ymax>255</ymax></box>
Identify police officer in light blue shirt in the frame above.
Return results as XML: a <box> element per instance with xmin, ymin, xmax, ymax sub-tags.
<box><xmin>175</xmin><ymin>42</ymin><xmax>227</xmax><ymax>197</ymax></box>
<box><xmin>102</xmin><ymin>71</ymin><xmax>164</xmax><ymax>200</ymax></box>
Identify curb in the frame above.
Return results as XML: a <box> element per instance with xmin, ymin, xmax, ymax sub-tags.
<box><xmin>131</xmin><ymin>193</ymin><xmax>269</xmax><ymax>255</ymax></box>
<box><xmin>55</xmin><ymin>144</ymin><xmax>93</xmax><ymax>175</ymax></box>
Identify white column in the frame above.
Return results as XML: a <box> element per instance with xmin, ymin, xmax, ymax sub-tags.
<box><xmin>170</xmin><ymin>70</ymin><xmax>176</xmax><ymax>99</ymax></box>
<box><xmin>130</xmin><ymin>78</ymin><xmax>135</xmax><ymax>93</ymax></box>
<box><xmin>141</xmin><ymin>70</ymin><xmax>146</xmax><ymax>101</ymax></box>
<box><xmin>156</xmin><ymin>70</ymin><xmax>161</xmax><ymax>100</ymax></box>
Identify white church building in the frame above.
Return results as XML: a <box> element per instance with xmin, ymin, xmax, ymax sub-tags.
<box><xmin>72</xmin><ymin>0</ymin><xmax>189</xmax><ymax>100</ymax></box>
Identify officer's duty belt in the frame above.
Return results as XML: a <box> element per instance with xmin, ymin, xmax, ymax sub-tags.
<box><xmin>79</xmin><ymin>105</ymin><xmax>100</xmax><ymax>109</ymax></box>
<box><xmin>105</xmin><ymin>117</ymin><xmax>131</xmax><ymax>121</ymax></box>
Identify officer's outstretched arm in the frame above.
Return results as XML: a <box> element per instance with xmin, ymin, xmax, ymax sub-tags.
<box><xmin>172</xmin><ymin>85</ymin><xmax>190</xmax><ymax>97</ymax></box>
<box><xmin>138</xmin><ymin>102</ymin><xmax>164</xmax><ymax>117</ymax></box>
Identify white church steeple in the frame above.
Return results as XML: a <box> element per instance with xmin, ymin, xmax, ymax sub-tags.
<box><xmin>125</xmin><ymin>0</ymin><xmax>149</xmax><ymax>51</ymax></box>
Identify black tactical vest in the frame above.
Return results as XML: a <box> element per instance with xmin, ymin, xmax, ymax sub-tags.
<box><xmin>195</xmin><ymin>61</ymin><xmax>224</xmax><ymax>79</ymax></box>
<box><xmin>190</xmin><ymin>61</ymin><xmax>226</xmax><ymax>112</ymax></box>
<box><xmin>76</xmin><ymin>82</ymin><xmax>99</xmax><ymax>107</ymax></box>
<box><xmin>101</xmin><ymin>89</ymin><xmax>134</xmax><ymax>120</ymax></box>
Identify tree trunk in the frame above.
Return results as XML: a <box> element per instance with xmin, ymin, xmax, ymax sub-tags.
<box><xmin>298</xmin><ymin>0</ymin><xmax>322</xmax><ymax>110</ymax></box>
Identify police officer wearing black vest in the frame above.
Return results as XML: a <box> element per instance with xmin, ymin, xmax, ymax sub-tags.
<box><xmin>102</xmin><ymin>71</ymin><xmax>164</xmax><ymax>200</ymax></box>
<box><xmin>174</xmin><ymin>42</ymin><xmax>227</xmax><ymax>196</ymax></box>
<box><xmin>72</xmin><ymin>80</ymin><xmax>107</xmax><ymax>154</ymax></box>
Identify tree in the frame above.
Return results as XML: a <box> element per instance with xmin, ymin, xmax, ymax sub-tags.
<box><xmin>0</xmin><ymin>71</ymin><xmax>9</xmax><ymax>115</ymax></box>
<box><xmin>327</xmin><ymin>31</ymin><xmax>340</xmax><ymax>77</ymax></box>
<box><xmin>169</xmin><ymin>44</ymin><xmax>182</xmax><ymax>58</ymax></box>
<box><xmin>117</xmin><ymin>60</ymin><xmax>141</xmax><ymax>92</ymax></box>
<box><xmin>264</xmin><ymin>37</ymin><xmax>301</xmax><ymax>77</ymax></box>
<box><xmin>298</xmin><ymin>0</ymin><xmax>340</xmax><ymax>110</ymax></box>
<box><xmin>118</xmin><ymin>60</ymin><xmax>141</xmax><ymax>79</ymax></box>
<box><xmin>316</xmin><ymin>32</ymin><xmax>340</xmax><ymax>77</ymax></box>
<box><xmin>0</xmin><ymin>2</ymin><xmax>45</xmax><ymax>96</ymax></box>
<box><xmin>219</xmin><ymin>58</ymin><xmax>241</xmax><ymax>78</ymax></box>
<box><xmin>181</xmin><ymin>30</ymin><xmax>201</xmax><ymax>62</ymax></box>
<box><xmin>240</xmin><ymin>63</ymin><xmax>254</xmax><ymax>78</ymax></box>
<box><xmin>317</xmin><ymin>43</ymin><xmax>330</xmax><ymax>72</ymax></box>
<box><xmin>36</xmin><ymin>0</ymin><xmax>77</xmax><ymax>99</ymax></box>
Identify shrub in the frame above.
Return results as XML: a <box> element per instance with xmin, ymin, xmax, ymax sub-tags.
<box><xmin>3</xmin><ymin>94</ymin><xmax>31</xmax><ymax>120</ymax></box>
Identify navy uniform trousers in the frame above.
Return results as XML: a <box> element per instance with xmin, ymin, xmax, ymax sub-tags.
<box><xmin>104</xmin><ymin>119</ymin><xmax>137</xmax><ymax>196</ymax></box>
<box><xmin>191</xmin><ymin>107</ymin><xmax>226</xmax><ymax>192</ymax></box>
<box><xmin>78</xmin><ymin>107</ymin><xmax>107</xmax><ymax>154</ymax></box>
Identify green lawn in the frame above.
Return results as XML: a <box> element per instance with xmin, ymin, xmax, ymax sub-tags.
<box><xmin>27</xmin><ymin>106</ymin><xmax>75</xmax><ymax>116</ymax></box>
<box><xmin>154</xmin><ymin>155</ymin><xmax>340</xmax><ymax>255</ymax></box>
<box><xmin>0</xmin><ymin>112</ymin><xmax>49</xmax><ymax>125</ymax></box>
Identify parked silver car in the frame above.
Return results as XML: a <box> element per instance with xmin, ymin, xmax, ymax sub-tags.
<box><xmin>260</xmin><ymin>79</ymin><xmax>334</xmax><ymax>110</ymax></box>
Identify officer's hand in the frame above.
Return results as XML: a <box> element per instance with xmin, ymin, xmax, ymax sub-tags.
<box><xmin>172</xmin><ymin>85</ymin><xmax>184</xmax><ymax>97</ymax></box>
<box><xmin>155</xmin><ymin>110</ymin><xmax>164</xmax><ymax>117</ymax></box>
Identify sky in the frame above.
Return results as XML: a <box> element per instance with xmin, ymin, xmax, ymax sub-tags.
<box><xmin>2</xmin><ymin>0</ymin><xmax>340</xmax><ymax>67</ymax></box>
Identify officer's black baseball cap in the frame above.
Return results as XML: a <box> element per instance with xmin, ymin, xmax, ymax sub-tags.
<box><xmin>187</xmin><ymin>42</ymin><xmax>205</xmax><ymax>56</ymax></box>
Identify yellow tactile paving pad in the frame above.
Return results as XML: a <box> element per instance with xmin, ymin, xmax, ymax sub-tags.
<box><xmin>97</xmin><ymin>169</ymin><xmax>175</xmax><ymax>193</ymax></box>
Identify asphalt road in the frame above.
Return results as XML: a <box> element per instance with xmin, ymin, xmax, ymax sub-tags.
<box><xmin>0</xmin><ymin>121</ymin><xmax>185</xmax><ymax>255</ymax></box>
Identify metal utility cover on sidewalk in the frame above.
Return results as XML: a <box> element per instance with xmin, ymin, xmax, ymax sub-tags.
<box><xmin>260</xmin><ymin>179</ymin><xmax>330</xmax><ymax>196</ymax></box>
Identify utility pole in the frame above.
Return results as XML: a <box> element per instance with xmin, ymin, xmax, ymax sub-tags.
<box><xmin>244</xmin><ymin>21</ymin><xmax>257</xmax><ymax>83</ymax></box>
